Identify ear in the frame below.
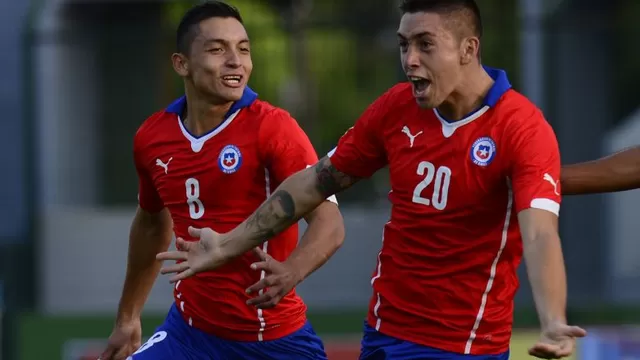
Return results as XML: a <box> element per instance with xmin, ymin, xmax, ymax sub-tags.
<box><xmin>172</xmin><ymin>53</ymin><xmax>190</xmax><ymax>77</ymax></box>
<box><xmin>460</xmin><ymin>36</ymin><xmax>480</xmax><ymax>65</ymax></box>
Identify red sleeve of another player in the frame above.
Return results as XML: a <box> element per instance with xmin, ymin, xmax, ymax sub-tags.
<box><xmin>258</xmin><ymin>110</ymin><xmax>319</xmax><ymax>184</ymax></box>
<box><xmin>134</xmin><ymin>133</ymin><xmax>164</xmax><ymax>212</ymax></box>
<box><xmin>328</xmin><ymin>94</ymin><xmax>388</xmax><ymax>178</ymax></box>
<box><xmin>508</xmin><ymin>111</ymin><xmax>562</xmax><ymax>216</ymax></box>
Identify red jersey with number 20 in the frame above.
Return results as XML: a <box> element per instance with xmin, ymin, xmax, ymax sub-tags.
<box><xmin>134</xmin><ymin>88</ymin><xmax>323</xmax><ymax>342</ymax></box>
<box><xmin>329</xmin><ymin>68</ymin><xmax>561</xmax><ymax>355</ymax></box>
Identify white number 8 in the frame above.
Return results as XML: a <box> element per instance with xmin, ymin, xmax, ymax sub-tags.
<box><xmin>132</xmin><ymin>331</ymin><xmax>167</xmax><ymax>355</ymax></box>
<box><xmin>412</xmin><ymin>161</ymin><xmax>451</xmax><ymax>210</ymax></box>
<box><xmin>185</xmin><ymin>178</ymin><xmax>205</xmax><ymax>219</ymax></box>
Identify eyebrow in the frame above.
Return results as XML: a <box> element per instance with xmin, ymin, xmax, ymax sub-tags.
<box><xmin>203</xmin><ymin>38</ymin><xmax>250</xmax><ymax>45</ymax></box>
<box><xmin>396</xmin><ymin>31</ymin><xmax>436</xmax><ymax>40</ymax></box>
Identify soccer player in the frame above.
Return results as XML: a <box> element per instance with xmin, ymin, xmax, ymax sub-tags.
<box><xmin>98</xmin><ymin>2</ymin><xmax>343</xmax><ymax>360</ymax></box>
<box><xmin>561</xmin><ymin>146</ymin><xmax>640</xmax><ymax>195</ymax></box>
<box><xmin>158</xmin><ymin>0</ymin><xmax>587</xmax><ymax>359</ymax></box>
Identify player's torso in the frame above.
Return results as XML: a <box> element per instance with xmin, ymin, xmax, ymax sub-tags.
<box><xmin>139</xmin><ymin>102</ymin><xmax>304</xmax><ymax>340</ymax></box>
<box><xmin>384</xmin><ymin>105</ymin><xmax>517</xmax><ymax>263</ymax></box>
<box><xmin>149</xmin><ymin>114</ymin><xmax>266</xmax><ymax>234</ymax></box>
<box><xmin>370</xmin><ymin>98</ymin><xmax>522</xmax><ymax>353</ymax></box>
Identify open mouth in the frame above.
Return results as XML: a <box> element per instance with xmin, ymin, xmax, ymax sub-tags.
<box><xmin>221</xmin><ymin>75</ymin><xmax>243</xmax><ymax>87</ymax></box>
<box><xmin>408</xmin><ymin>76</ymin><xmax>430</xmax><ymax>96</ymax></box>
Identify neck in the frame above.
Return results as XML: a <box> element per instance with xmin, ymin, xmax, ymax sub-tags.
<box><xmin>183</xmin><ymin>86</ymin><xmax>234</xmax><ymax>136</ymax></box>
<box><xmin>436</xmin><ymin>64</ymin><xmax>494</xmax><ymax>121</ymax></box>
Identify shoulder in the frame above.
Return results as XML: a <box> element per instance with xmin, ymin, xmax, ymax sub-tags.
<box><xmin>248</xmin><ymin>99</ymin><xmax>294</xmax><ymax>120</ymax></box>
<box><xmin>492</xmin><ymin>90</ymin><xmax>558</xmax><ymax>164</ymax></box>
<box><xmin>249</xmin><ymin>100</ymin><xmax>300</xmax><ymax>130</ymax></box>
<box><xmin>495</xmin><ymin>90</ymin><xmax>545</xmax><ymax>126</ymax></box>
<box><xmin>361</xmin><ymin>82</ymin><xmax>415</xmax><ymax>129</ymax></box>
<box><xmin>493</xmin><ymin>89</ymin><xmax>553</xmax><ymax>137</ymax></box>
<box><xmin>134</xmin><ymin>109</ymin><xmax>173</xmax><ymax>151</ymax></box>
<box><xmin>377</xmin><ymin>82</ymin><xmax>414</xmax><ymax>110</ymax></box>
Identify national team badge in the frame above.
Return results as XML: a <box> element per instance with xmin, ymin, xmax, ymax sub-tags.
<box><xmin>470</xmin><ymin>137</ymin><xmax>496</xmax><ymax>167</ymax></box>
<box><xmin>218</xmin><ymin>145</ymin><xmax>242</xmax><ymax>174</ymax></box>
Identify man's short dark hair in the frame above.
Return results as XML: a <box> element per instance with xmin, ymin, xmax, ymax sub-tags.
<box><xmin>176</xmin><ymin>1</ymin><xmax>243</xmax><ymax>55</ymax></box>
<box><xmin>399</xmin><ymin>0</ymin><xmax>483</xmax><ymax>39</ymax></box>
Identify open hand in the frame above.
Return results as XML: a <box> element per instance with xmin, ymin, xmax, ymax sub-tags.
<box><xmin>245</xmin><ymin>248</ymin><xmax>303</xmax><ymax>309</ymax></box>
<box><xmin>156</xmin><ymin>226</ymin><xmax>228</xmax><ymax>283</ymax></box>
<box><xmin>529</xmin><ymin>322</ymin><xmax>587</xmax><ymax>359</ymax></box>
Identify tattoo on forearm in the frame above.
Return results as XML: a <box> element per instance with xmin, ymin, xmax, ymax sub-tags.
<box><xmin>242</xmin><ymin>156</ymin><xmax>356</xmax><ymax>245</ymax></box>
<box><xmin>244</xmin><ymin>190</ymin><xmax>297</xmax><ymax>241</ymax></box>
<box><xmin>314</xmin><ymin>156</ymin><xmax>360</xmax><ymax>197</ymax></box>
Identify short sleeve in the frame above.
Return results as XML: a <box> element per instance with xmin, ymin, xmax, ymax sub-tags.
<box><xmin>258</xmin><ymin>110</ymin><xmax>319</xmax><ymax>183</ymax></box>
<box><xmin>133</xmin><ymin>133</ymin><xmax>164</xmax><ymax>212</ymax></box>
<box><xmin>258</xmin><ymin>110</ymin><xmax>339</xmax><ymax>204</ymax></box>
<box><xmin>328</xmin><ymin>93</ymin><xmax>388</xmax><ymax>178</ymax></box>
<box><xmin>508</xmin><ymin>111</ymin><xmax>561</xmax><ymax>216</ymax></box>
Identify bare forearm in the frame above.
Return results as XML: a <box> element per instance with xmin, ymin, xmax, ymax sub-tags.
<box><xmin>224</xmin><ymin>169</ymin><xmax>326</xmax><ymax>257</ymax></box>
<box><xmin>287</xmin><ymin>203</ymin><xmax>345</xmax><ymax>281</ymax></box>
<box><xmin>222</xmin><ymin>156</ymin><xmax>359</xmax><ymax>259</ymax></box>
<box><xmin>561</xmin><ymin>146</ymin><xmax>640</xmax><ymax>195</ymax></box>
<box><xmin>117</xmin><ymin>208</ymin><xmax>172</xmax><ymax>323</ymax></box>
<box><xmin>524</xmin><ymin>232</ymin><xmax>568</xmax><ymax>328</ymax></box>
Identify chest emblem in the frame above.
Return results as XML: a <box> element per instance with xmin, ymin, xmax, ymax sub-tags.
<box><xmin>470</xmin><ymin>137</ymin><xmax>496</xmax><ymax>167</ymax></box>
<box><xmin>218</xmin><ymin>145</ymin><xmax>242</xmax><ymax>174</ymax></box>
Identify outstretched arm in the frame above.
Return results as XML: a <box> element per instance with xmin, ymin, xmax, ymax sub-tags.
<box><xmin>158</xmin><ymin>92</ymin><xmax>389</xmax><ymax>279</ymax></box>
<box><xmin>221</xmin><ymin>156</ymin><xmax>358</xmax><ymax>259</ymax></box>
<box><xmin>561</xmin><ymin>146</ymin><xmax>640</xmax><ymax>195</ymax></box>
<box><xmin>506</xmin><ymin>111</ymin><xmax>586</xmax><ymax>358</ymax></box>
<box><xmin>519</xmin><ymin>209</ymin><xmax>567</xmax><ymax>330</ymax></box>
<box><xmin>519</xmin><ymin>209</ymin><xmax>586</xmax><ymax>358</ymax></box>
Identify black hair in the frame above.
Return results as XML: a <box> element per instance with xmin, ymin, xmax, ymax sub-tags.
<box><xmin>399</xmin><ymin>0</ymin><xmax>483</xmax><ymax>39</ymax></box>
<box><xmin>176</xmin><ymin>1</ymin><xmax>244</xmax><ymax>55</ymax></box>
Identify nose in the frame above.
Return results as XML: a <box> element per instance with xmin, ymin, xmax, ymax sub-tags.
<box><xmin>226</xmin><ymin>50</ymin><xmax>241</xmax><ymax>68</ymax></box>
<box><xmin>403</xmin><ymin>45</ymin><xmax>420</xmax><ymax>70</ymax></box>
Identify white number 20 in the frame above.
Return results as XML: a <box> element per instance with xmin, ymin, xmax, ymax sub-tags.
<box><xmin>412</xmin><ymin>161</ymin><xmax>451</xmax><ymax>210</ymax></box>
<box><xmin>185</xmin><ymin>178</ymin><xmax>205</xmax><ymax>219</ymax></box>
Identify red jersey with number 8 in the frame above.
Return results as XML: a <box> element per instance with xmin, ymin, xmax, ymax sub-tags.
<box><xmin>329</xmin><ymin>67</ymin><xmax>562</xmax><ymax>355</ymax></box>
<box><xmin>134</xmin><ymin>88</ymin><xmax>321</xmax><ymax>341</ymax></box>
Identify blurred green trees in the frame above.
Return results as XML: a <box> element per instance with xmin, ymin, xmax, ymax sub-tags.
<box><xmin>160</xmin><ymin>0</ymin><xmax>520</xmax><ymax>200</ymax></box>
<box><xmin>163</xmin><ymin>0</ymin><xmax>519</xmax><ymax>151</ymax></box>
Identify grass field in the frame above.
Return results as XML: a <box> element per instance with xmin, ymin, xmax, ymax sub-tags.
<box><xmin>44</xmin><ymin>332</ymin><xmax>568</xmax><ymax>360</ymax></box>
<box><xmin>16</xmin><ymin>309</ymin><xmax>577</xmax><ymax>360</ymax></box>
<box><xmin>21</xmin><ymin>305</ymin><xmax>640</xmax><ymax>359</ymax></box>
<box><xmin>321</xmin><ymin>332</ymin><xmax>576</xmax><ymax>360</ymax></box>
<box><xmin>15</xmin><ymin>305</ymin><xmax>640</xmax><ymax>359</ymax></box>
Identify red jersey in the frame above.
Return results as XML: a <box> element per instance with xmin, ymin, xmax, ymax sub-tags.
<box><xmin>329</xmin><ymin>68</ymin><xmax>561</xmax><ymax>355</ymax></box>
<box><xmin>134</xmin><ymin>88</ymin><xmax>323</xmax><ymax>341</ymax></box>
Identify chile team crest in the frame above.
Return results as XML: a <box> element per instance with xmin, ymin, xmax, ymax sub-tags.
<box><xmin>218</xmin><ymin>145</ymin><xmax>242</xmax><ymax>174</ymax></box>
<box><xmin>470</xmin><ymin>137</ymin><xmax>496</xmax><ymax>167</ymax></box>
